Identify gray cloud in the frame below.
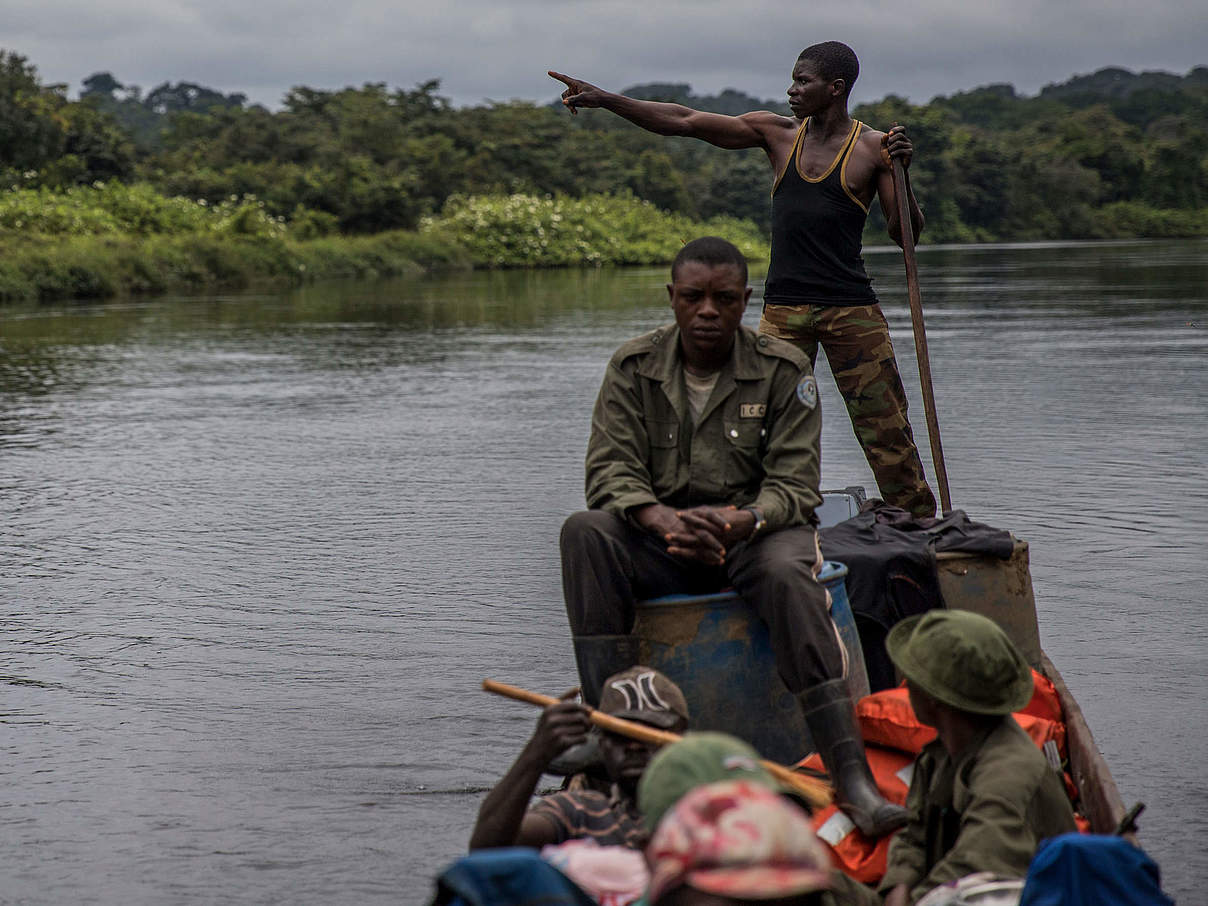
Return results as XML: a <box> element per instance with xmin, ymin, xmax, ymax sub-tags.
<box><xmin>4</xmin><ymin>0</ymin><xmax>1204</xmax><ymax>109</ymax></box>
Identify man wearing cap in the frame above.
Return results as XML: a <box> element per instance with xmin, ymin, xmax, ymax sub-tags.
<box><xmin>879</xmin><ymin>611</ymin><xmax>1077</xmax><ymax>906</ymax></box>
<box><xmin>639</xmin><ymin>733</ymin><xmax>882</xmax><ymax>906</ymax></box>
<box><xmin>637</xmin><ymin>732</ymin><xmax>787</xmax><ymax>835</ymax></box>
<box><xmin>562</xmin><ymin>236</ymin><xmax>907</xmax><ymax>838</ymax></box>
<box><xmin>646</xmin><ymin>777</ymin><xmax>882</xmax><ymax>906</ymax></box>
<box><xmin>469</xmin><ymin>666</ymin><xmax>689</xmax><ymax>851</ymax></box>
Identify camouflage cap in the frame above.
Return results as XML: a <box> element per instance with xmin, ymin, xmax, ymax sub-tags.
<box><xmin>637</xmin><ymin>732</ymin><xmax>781</xmax><ymax>832</ymax></box>
<box><xmin>887</xmin><ymin>610</ymin><xmax>1033</xmax><ymax>716</ymax></box>
<box><xmin>598</xmin><ymin>665</ymin><xmax>689</xmax><ymax>731</ymax></box>
<box><xmin>646</xmin><ymin>779</ymin><xmax>831</xmax><ymax>904</ymax></box>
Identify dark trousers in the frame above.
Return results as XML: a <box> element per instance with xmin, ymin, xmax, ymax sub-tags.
<box><xmin>559</xmin><ymin>510</ymin><xmax>843</xmax><ymax>692</ymax></box>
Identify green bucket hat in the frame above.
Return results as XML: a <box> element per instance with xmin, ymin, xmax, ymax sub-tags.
<box><xmin>886</xmin><ymin>610</ymin><xmax>1033</xmax><ymax>716</ymax></box>
<box><xmin>637</xmin><ymin>732</ymin><xmax>781</xmax><ymax>833</ymax></box>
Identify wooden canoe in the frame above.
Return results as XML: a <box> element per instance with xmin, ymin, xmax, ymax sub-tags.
<box><xmin>936</xmin><ymin>542</ymin><xmax>1131</xmax><ymax>838</ymax></box>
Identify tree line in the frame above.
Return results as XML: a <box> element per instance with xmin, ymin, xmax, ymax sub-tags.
<box><xmin>2</xmin><ymin>49</ymin><xmax>1206</xmax><ymax>243</ymax></box>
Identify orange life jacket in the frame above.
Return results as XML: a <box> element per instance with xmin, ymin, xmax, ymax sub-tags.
<box><xmin>797</xmin><ymin>669</ymin><xmax>1084</xmax><ymax>883</ymax></box>
<box><xmin>855</xmin><ymin>674</ymin><xmax>1067</xmax><ymax>760</ymax></box>
<box><xmin>795</xmin><ymin>744</ymin><xmax>911</xmax><ymax>883</ymax></box>
<box><xmin>1019</xmin><ymin>669</ymin><xmax>1063</xmax><ymax>725</ymax></box>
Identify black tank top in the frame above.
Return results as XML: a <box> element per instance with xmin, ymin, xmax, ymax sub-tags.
<box><xmin>764</xmin><ymin>118</ymin><xmax>877</xmax><ymax>307</ymax></box>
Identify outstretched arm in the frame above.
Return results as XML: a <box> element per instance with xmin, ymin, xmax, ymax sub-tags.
<box><xmin>548</xmin><ymin>70</ymin><xmax>788</xmax><ymax>151</ymax></box>
<box><xmin>876</xmin><ymin>124</ymin><xmax>925</xmax><ymax>247</ymax></box>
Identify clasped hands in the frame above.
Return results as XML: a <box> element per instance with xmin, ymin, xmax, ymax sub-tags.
<box><xmin>632</xmin><ymin>503</ymin><xmax>756</xmax><ymax>566</ymax></box>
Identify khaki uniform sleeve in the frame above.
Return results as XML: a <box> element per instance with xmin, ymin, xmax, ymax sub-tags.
<box><xmin>894</xmin><ymin>733</ymin><xmax>1076</xmax><ymax>904</ymax></box>
<box><xmin>879</xmin><ymin>754</ymin><xmax>932</xmax><ymax>895</ymax></box>
<box><xmin>751</xmin><ymin>360</ymin><xmax>822</xmax><ymax>529</ymax></box>
<box><xmin>584</xmin><ymin>357</ymin><xmax>660</xmax><ymax>517</ymax></box>
<box><xmin>906</xmin><ymin>785</ymin><xmax>1041</xmax><ymax>900</ymax></box>
<box><xmin>825</xmin><ymin>871</ymin><xmax>885</xmax><ymax>906</ymax></box>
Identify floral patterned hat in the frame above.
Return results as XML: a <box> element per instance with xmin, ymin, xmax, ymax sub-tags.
<box><xmin>646</xmin><ymin>779</ymin><xmax>832</xmax><ymax>903</ymax></box>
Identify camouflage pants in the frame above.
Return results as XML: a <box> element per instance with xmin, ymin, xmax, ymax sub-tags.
<box><xmin>759</xmin><ymin>303</ymin><xmax>936</xmax><ymax>517</ymax></box>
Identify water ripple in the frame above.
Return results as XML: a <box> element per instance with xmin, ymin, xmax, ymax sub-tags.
<box><xmin>1</xmin><ymin>242</ymin><xmax>1205</xmax><ymax>903</ymax></box>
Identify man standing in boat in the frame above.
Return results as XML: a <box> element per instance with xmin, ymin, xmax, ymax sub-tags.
<box><xmin>561</xmin><ymin>237</ymin><xmax>907</xmax><ymax>837</ymax></box>
<box><xmin>550</xmin><ymin>41</ymin><xmax>937</xmax><ymax>518</ymax></box>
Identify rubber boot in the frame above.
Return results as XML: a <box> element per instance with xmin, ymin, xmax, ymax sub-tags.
<box><xmin>571</xmin><ymin>634</ymin><xmax>641</xmax><ymax>706</ymax></box>
<box><xmin>801</xmin><ymin>678</ymin><xmax>909</xmax><ymax>837</ymax></box>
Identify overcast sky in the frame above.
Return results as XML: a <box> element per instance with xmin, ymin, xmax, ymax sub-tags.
<box><xmin>6</xmin><ymin>0</ymin><xmax>1206</xmax><ymax>111</ymax></box>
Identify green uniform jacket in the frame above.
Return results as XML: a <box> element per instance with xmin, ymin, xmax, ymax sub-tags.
<box><xmin>879</xmin><ymin>717</ymin><xmax>1078</xmax><ymax>903</ymax></box>
<box><xmin>585</xmin><ymin>324</ymin><xmax>822</xmax><ymax>530</ymax></box>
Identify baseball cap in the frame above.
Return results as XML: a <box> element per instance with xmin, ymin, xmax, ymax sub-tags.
<box><xmin>597</xmin><ymin>666</ymin><xmax>689</xmax><ymax>730</ymax></box>
<box><xmin>638</xmin><ymin>732</ymin><xmax>780</xmax><ymax>832</ymax></box>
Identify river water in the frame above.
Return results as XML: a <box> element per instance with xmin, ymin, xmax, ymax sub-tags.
<box><xmin>2</xmin><ymin>239</ymin><xmax>1205</xmax><ymax>903</ymax></box>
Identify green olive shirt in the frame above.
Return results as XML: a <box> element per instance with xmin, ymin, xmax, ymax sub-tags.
<box><xmin>584</xmin><ymin>324</ymin><xmax>822</xmax><ymax>530</ymax></box>
<box><xmin>879</xmin><ymin>717</ymin><xmax>1078</xmax><ymax>903</ymax></box>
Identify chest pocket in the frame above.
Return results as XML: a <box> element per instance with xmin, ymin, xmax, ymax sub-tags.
<box><xmin>724</xmin><ymin>419</ymin><xmax>764</xmax><ymax>449</ymax></box>
<box><xmin>644</xmin><ymin>418</ymin><xmax>679</xmax><ymax>493</ymax></box>
<box><xmin>723</xmin><ymin>418</ymin><xmax>765</xmax><ymax>493</ymax></box>
<box><xmin>646</xmin><ymin>419</ymin><xmax>678</xmax><ymax>449</ymax></box>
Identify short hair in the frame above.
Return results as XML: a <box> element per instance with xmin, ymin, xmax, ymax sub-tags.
<box><xmin>671</xmin><ymin>237</ymin><xmax>748</xmax><ymax>285</ymax></box>
<box><xmin>798</xmin><ymin>41</ymin><xmax>859</xmax><ymax>95</ymax></box>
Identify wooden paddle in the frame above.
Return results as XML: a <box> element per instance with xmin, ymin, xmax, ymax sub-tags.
<box><xmin>482</xmin><ymin>678</ymin><xmax>832</xmax><ymax>809</ymax></box>
<box><xmin>891</xmin><ymin>151</ymin><xmax>952</xmax><ymax>513</ymax></box>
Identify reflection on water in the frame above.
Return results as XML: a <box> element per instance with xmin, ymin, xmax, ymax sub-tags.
<box><xmin>2</xmin><ymin>240</ymin><xmax>1206</xmax><ymax>902</ymax></box>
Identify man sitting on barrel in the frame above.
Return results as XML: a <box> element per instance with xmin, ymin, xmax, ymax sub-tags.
<box><xmin>560</xmin><ymin>236</ymin><xmax>906</xmax><ymax>837</ymax></box>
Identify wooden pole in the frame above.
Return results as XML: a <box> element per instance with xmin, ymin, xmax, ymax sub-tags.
<box><xmin>482</xmin><ymin>678</ymin><xmax>831</xmax><ymax>809</ymax></box>
<box><xmin>892</xmin><ymin>156</ymin><xmax>952</xmax><ymax>513</ymax></box>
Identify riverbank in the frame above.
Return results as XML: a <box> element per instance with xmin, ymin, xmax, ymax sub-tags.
<box><xmin>0</xmin><ymin>187</ymin><xmax>772</xmax><ymax>304</ymax></box>
<box><xmin>3</xmin><ymin>182</ymin><xmax>1202</xmax><ymax>305</ymax></box>
<box><xmin>0</xmin><ymin>230</ymin><xmax>474</xmax><ymax>303</ymax></box>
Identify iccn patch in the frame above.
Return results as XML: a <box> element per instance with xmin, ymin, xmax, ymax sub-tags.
<box><xmin>796</xmin><ymin>375</ymin><xmax>818</xmax><ymax>410</ymax></box>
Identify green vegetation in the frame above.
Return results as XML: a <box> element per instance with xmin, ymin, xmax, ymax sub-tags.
<box><xmin>0</xmin><ymin>227</ymin><xmax>473</xmax><ymax>304</ymax></box>
<box><xmin>0</xmin><ymin>181</ymin><xmax>290</xmax><ymax>237</ymax></box>
<box><xmin>423</xmin><ymin>193</ymin><xmax>767</xmax><ymax>267</ymax></box>
<box><xmin>0</xmin><ymin>184</ymin><xmax>766</xmax><ymax>302</ymax></box>
<box><xmin>1</xmin><ymin>48</ymin><xmax>1205</xmax><ymax>302</ymax></box>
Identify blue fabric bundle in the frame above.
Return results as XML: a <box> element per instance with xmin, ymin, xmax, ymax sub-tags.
<box><xmin>431</xmin><ymin>848</ymin><xmax>596</xmax><ymax>906</ymax></box>
<box><xmin>1020</xmin><ymin>833</ymin><xmax>1174</xmax><ymax>906</ymax></box>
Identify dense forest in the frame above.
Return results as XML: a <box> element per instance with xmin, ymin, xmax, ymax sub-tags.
<box><xmin>1</xmin><ymin>49</ymin><xmax>1205</xmax><ymax>301</ymax></box>
<box><xmin>3</xmin><ymin>50</ymin><xmax>1206</xmax><ymax>243</ymax></box>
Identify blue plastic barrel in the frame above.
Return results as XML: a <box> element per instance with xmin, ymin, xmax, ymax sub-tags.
<box><xmin>632</xmin><ymin>561</ymin><xmax>868</xmax><ymax>763</ymax></box>
<box><xmin>821</xmin><ymin>561</ymin><xmax>870</xmax><ymax>702</ymax></box>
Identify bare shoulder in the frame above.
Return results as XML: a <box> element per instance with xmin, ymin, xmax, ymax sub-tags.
<box><xmin>738</xmin><ymin>109</ymin><xmax>799</xmax><ymax>136</ymax></box>
<box><xmin>737</xmin><ymin>110</ymin><xmax>800</xmax><ymax>159</ymax></box>
<box><xmin>851</xmin><ymin>123</ymin><xmax>891</xmax><ymax>172</ymax></box>
<box><xmin>742</xmin><ymin>109</ymin><xmax>798</xmax><ymax>127</ymax></box>
<box><xmin>855</xmin><ymin>123</ymin><xmax>887</xmax><ymax>151</ymax></box>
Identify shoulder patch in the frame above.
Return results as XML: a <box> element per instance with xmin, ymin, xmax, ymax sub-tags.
<box><xmin>796</xmin><ymin>374</ymin><xmax>818</xmax><ymax>410</ymax></box>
